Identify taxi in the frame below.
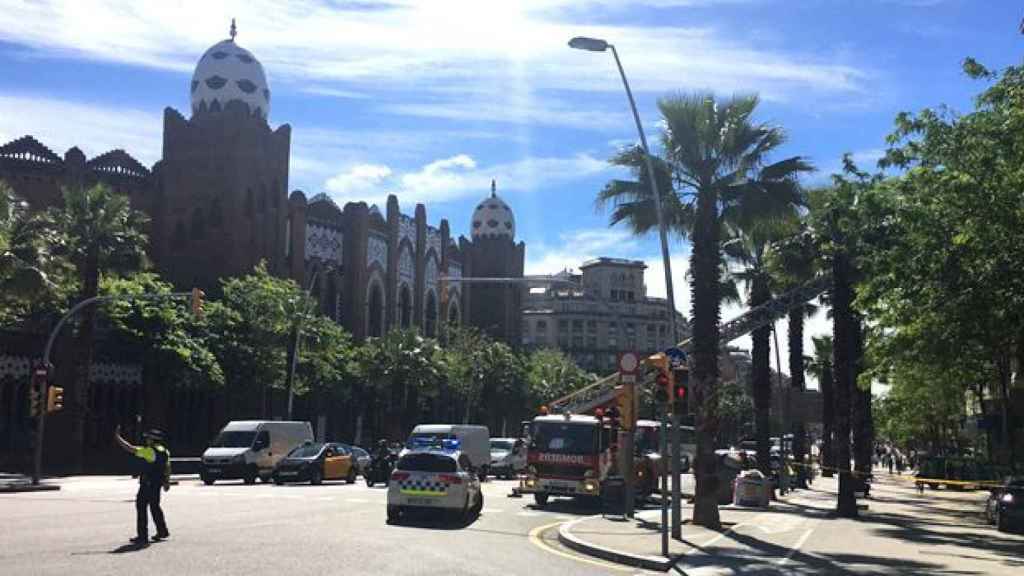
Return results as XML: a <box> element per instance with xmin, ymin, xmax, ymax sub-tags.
<box><xmin>272</xmin><ymin>442</ymin><xmax>357</xmax><ymax>485</ymax></box>
<box><xmin>386</xmin><ymin>441</ymin><xmax>483</xmax><ymax>524</ymax></box>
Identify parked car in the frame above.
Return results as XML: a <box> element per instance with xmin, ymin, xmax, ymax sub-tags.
<box><xmin>985</xmin><ymin>477</ymin><xmax>1024</xmax><ymax>532</ymax></box>
<box><xmin>273</xmin><ymin>442</ymin><xmax>358</xmax><ymax>485</ymax></box>
<box><xmin>201</xmin><ymin>420</ymin><xmax>314</xmax><ymax>485</ymax></box>
<box><xmin>346</xmin><ymin>445</ymin><xmax>371</xmax><ymax>476</ymax></box>
<box><xmin>387</xmin><ymin>445</ymin><xmax>483</xmax><ymax>524</ymax></box>
<box><xmin>489</xmin><ymin>437</ymin><xmax>526</xmax><ymax>479</ymax></box>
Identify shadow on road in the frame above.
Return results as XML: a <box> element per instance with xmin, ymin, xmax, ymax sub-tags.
<box><xmin>108</xmin><ymin>542</ymin><xmax>148</xmax><ymax>554</ymax></box>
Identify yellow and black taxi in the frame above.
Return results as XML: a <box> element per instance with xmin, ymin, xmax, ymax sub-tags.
<box><xmin>272</xmin><ymin>441</ymin><xmax>357</xmax><ymax>485</ymax></box>
<box><xmin>985</xmin><ymin>476</ymin><xmax>1024</xmax><ymax>533</ymax></box>
<box><xmin>386</xmin><ymin>440</ymin><xmax>483</xmax><ymax>524</ymax></box>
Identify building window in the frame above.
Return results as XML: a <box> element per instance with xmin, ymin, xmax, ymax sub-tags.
<box><xmin>536</xmin><ymin>320</ymin><xmax>547</xmax><ymax>333</ymax></box>
<box><xmin>558</xmin><ymin>319</ymin><xmax>569</xmax><ymax>331</ymax></box>
<box><xmin>558</xmin><ymin>335</ymin><xmax>569</xmax><ymax>347</ymax></box>
<box><xmin>610</xmin><ymin>289</ymin><xmax>619</xmax><ymax>301</ymax></box>
<box><xmin>587</xmin><ymin>320</ymin><xmax>597</xmax><ymax>333</ymax></box>
<box><xmin>587</xmin><ymin>336</ymin><xmax>597</xmax><ymax>349</ymax></box>
<box><xmin>572</xmin><ymin>335</ymin><xmax>583</xmax><ymax>349</ymax></box>
<box><xmin>627</xmin><ymin>291</ymin><xmax>635</xmax><ymax>301</ymax></box>
<box><xmin>625</xmin><ymin>322</ymin><xmax>636</xmax><ymax>335</ymax></box>
<box><xmin>659</xmin><ymin>325</ymin><xmax>667</xmax><ymax>336</ymax></box>
<box><xmin>572</xmin><ymin>319</ymin><xmax>584</xmax><ymax>332</ymax></box>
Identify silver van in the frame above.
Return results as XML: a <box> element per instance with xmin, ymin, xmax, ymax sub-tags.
<box><xmin>201</xmin><ymin>420</ymin><xmax>314</xmax><ymax>485</ymax></box>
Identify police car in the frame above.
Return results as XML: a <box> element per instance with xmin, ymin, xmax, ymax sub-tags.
<box><xmin>386</xmin><ymin>440</ymin><xmax>483</xmax><ymax>524</ymax></box>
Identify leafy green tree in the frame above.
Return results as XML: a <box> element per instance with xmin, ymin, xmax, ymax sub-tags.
<box><xmin>206</xmin><ymin>262</ymin><xmax>308</xmax><ymax>418</ymax></box>
<box><xmin>524</xmin><ymin>348</ymin><xmax>594</xmax><ymax>412</ymax></box>
<box><xmin>358</xmin><ymin>329</ymin><xmax>443</xmax><ymax>438</ymax></box>
<box><xmin>47</xmin><ymin>183</ymin><xmax>148</xmax><ymax>469</ymax></box>
<box><xmin>294</xmin><ymin>314</ymin><xmax>356</xmax><ymax>422</ymax></box>
<box><xmin>102</xmin><ymin>273</ymin><xmax>223</xmax><ymax>429</ymax></box>
<box><xmin>597</xmin><ymin>93</ymin><xmax>811</xmax><ymax>528</ymax></box>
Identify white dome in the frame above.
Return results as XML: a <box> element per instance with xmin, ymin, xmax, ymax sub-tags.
<box><xmin>190</xmin><ymin>37</ymin><xmax>270</xmax><ymax>119</ymax></box>
<box><xmin>471</xmin><ymin>181</ymin><xmax>515</xmax><ymax>240</ymax></box>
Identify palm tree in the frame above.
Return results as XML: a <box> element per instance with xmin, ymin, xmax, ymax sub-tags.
<box><xmin>0</xmin><ymin>181</ymin><xmax>62</xmax><ymax>324</ymax></box>
<box><xmin>768</xmin><ymin>222</ymin><xmax>820</xmax><ymax>478</ymax></box>
<box><xmin>48</xmin><ymin>184</ymin><xmax>148</xmax><ymax>470</ymax></box>
<box><xmin>597</xmin><ymin>93</ymin><xmax>812</xmax><ymax>528</ymax></box>
<box><xmin>808</xmin><ymin>335</ymin><xmax>834</xmax><ymax>477</ymax></box>
<box><xmin>723</xmin><ymin>225</ymin><xmax>781</xmax><ymax>478</ymax></box>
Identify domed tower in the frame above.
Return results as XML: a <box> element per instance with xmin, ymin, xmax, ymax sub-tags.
<box><xmin>154</xmin><ymin>19</ymin><xmax>292</xmax><ymax>293</ymax></box>
<box><xmin>462</xmin><ymin>180</ymin><xmax>525</xmax><ymax>346</ymax></box>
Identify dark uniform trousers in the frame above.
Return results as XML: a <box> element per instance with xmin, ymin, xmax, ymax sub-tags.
<box><xmin>136</xmin><ymin>482</ymin><xmax>168</xmax><ymax>539</ymax></box>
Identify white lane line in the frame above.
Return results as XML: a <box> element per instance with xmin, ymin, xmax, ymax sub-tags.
<box><xmin>777</xmin><ymin>527</ymin><xmax>815</xmax><ymax>566</ymax></box>
<box><xmin>481</xmin><ymin>508</ymin><xmax>504</xmax><ymax>514</ymax></box>
<box><xmin>516</xmin><ymin>511</ymin><xmax>542</xmax><ymax>517</ymax></box>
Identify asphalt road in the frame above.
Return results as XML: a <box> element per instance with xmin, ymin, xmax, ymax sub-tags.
<box><xmin>0</xmin><ymin>476</ymin><xmax>639</xmax><ymax>576</ymax></box>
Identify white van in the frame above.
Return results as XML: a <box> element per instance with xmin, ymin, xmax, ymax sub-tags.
<box><xmin>201</xmin><ymin>420</ymin><xmax>313</xmax><ymax>485</ymax></box>
<box><xmin>404</xmin><ymin>424</ymin><xmax>490</xmax><ymax>479</ymax></box>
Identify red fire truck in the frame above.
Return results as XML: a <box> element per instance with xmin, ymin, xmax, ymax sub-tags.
<box><xmin>520</xmin><ymin>413</ymin><xmax>657</xmax><ymax>507</ymax></box>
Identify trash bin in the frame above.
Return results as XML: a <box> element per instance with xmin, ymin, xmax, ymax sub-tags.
<box><xmin>601</xmin><ymin>477</ymin><xmax>626</xmax><ymax>515</ymax></box>
<box><xmin>733</xmin><ymin>470</ymin><xmax>769</xmax><ymax>507</ymax></box>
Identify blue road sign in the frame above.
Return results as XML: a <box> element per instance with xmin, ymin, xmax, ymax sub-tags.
<box><xmin>665</xmin><ymin>347</ymin><xmax>687</xmax><ymax>368</ymax></box>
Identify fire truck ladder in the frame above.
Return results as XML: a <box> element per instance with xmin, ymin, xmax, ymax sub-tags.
<box><xmin>546</xmin><ymin>275</ymin><xmax>832</xmax><ymax>415</ymax></box>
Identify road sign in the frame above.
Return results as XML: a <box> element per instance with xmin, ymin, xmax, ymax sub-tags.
<box><xmin>664</xmin><ymin>347</ymin><xmax>687</xmax><ymax>369</ymax></box>
<box><xmin>618</xmin><ymin>352</ymin><xmax>640</xmax><ymax>375</ymax></box>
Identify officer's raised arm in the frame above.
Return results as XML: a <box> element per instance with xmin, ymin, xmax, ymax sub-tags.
<box><xmin>114</xmin><ymin>425</ymin><xmax>138</xmax><ymax>454</ymax></box>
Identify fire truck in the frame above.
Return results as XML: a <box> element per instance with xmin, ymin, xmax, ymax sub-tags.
<box><xmin>520</xmin><ymin>276</ymin><xmax>830</xmax><ymax>507</ymax></box>
<box><xmin>520</xmin><ymin>413</ymin><xmax>650</xmax><ymax>506</ymax></box>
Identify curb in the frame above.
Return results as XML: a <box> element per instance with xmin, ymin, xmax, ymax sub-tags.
<box><xmin>558</xmin><ymin>515</ymin><xmax>674</xmax><ymax>572</ymax></box>
<box><xmin>0</xmin><ymin>483</ymin><xmax>60</xmax><ymax>493</ymax></box>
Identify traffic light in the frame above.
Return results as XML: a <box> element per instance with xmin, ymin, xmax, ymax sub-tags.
<box><xmin>673</xmin><ymin>367</ymin><xmax>689</xmax><ymax>414</ymax></box>
<box><xmin>190</xmin><ymin>287</ymin><xmax>205</xmax><ymax>318</ymax></box>
<box><xmin>29</xmin><ymin>386</ymin><xmax>42</xmax><ymax>417</ymax></box>
<box><xmin>29</xmin><ymin>367</ymin><xmax>46</xmax><ymax>417</ymax></box>
<box><xmin>646</xmin><ymin>353</ymin><xmax>673</xmax><ymax>406</ymax></box>
<box><xmin>605</xmin><ymin>405</ymin><xmax>621</xmax><ymax>431</ymax></box>
<box><xmin>46</xmin><ymin>386</ymin><xmax>64</xmax><ymax>413</ymax></box>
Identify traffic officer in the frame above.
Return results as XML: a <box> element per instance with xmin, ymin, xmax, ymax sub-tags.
<box><xmin>115</xmin><ymin>425</ymin><xmax>171</xmax><ymax>545</ymax></box>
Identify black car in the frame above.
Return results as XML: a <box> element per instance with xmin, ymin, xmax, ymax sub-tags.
<box><xmin>273</xmin><ymin>442</ymin><xmax>358</xmax><ymax>485</ymax></box>
<box><xmin>985</xmin><ymin>477</ymin><xmax>1024</xmax><ymax>532</ymax></box>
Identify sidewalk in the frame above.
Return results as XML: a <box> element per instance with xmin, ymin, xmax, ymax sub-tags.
<box><xmin>560</xmin><ymin>473</ymin><xmax>1024</xmax><ymax>574</ymax></box>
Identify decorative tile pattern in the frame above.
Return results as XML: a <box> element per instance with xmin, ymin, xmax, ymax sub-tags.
<box><xmin>426</xmin><ymin>226</ymin><xmax>442</xmax><ymax>258</ymax></box>
<box><xmin>305</xmin><ymin>223</ymin><xmax>343</xmax><ymax>264</ymax></box>
<box><xmin>367</xmin><ymin>233</ymin><xmax>388</xmax><ymax>270</ymax></box>
<box><xmin>0</xmin><ymin>355</ymin><xmax>141</xmax><ymax>385</ymax></box>
<box><xmin>399</xmin><ymin>215</ymin><xmax>416</xmax><ymax>248</ymax></box>
<box><xmin>399</xmin><ymin>245</ymin><xmax>415</xmax><ymax>285</ymax></box>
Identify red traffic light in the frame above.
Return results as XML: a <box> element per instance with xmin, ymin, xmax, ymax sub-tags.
<box><xmin>675</xmin><ymin>385</ymin><xmax>686</xmax><ymax>399</ymax></box>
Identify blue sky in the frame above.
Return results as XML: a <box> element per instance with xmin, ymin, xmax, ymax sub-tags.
<box><xmin>0</xmin><ymin>0</ymin><xmax>1019</xmax><ymax>381</ymax></box>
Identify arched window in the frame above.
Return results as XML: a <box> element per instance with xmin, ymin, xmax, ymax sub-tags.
<box><xmin>191</xmin><ymin>208</ymin><xmax>206</xmax><ymax>240</ymax></box>
<box><xmin>210</xmin><ymin>197</ymin><xmax>223</xmax><ymax>228</ymax></box>
<box><xmin>368</xmin><ymin>283</ymin><xmax>384</xmax><ymax>338</ymax></box>
<box><xmin>424</xmin><ymin>291</ymin><xmax>437</xmax><ymax>338</ymax></box>
<box><xmin>448</xmin><ymin>302</ymin><xmax>459</xmax><ymax>326</ymax></box>
<box><xmin>399</xmin><ymin>285</ymin><xmax>412</xmax><ymax>328</ymax></box>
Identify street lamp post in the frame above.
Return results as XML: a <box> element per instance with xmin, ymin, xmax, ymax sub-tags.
<box><xmin>285</xmin><ymin>267</ymin><xmax>330</xmax><ymax>420</ymax></box>
<box><xmin>570</xmin><ymin>37</ymin><xmax>682</xmax><ymax>531</ymax></box>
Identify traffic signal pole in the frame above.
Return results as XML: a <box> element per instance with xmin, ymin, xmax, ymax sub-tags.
<box><xmin>671</xmin><ymin>410</ymin><xmax>682</xmax><ymax>538</ymax></box>
<box><xmin>33</xmin><ymin>291</ymin><xmax>195</xmax><ymax>485</ymax></box>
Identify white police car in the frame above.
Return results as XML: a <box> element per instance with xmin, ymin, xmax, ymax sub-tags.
<box><xmin>386</xmin><ymin>441</ymin><xmax>483</xmax><ymax>524</ymax></box>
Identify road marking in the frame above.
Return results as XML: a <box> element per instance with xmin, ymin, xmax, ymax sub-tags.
<box><xmin>527</xmin><ymin>521</ymin><xmax>631</xmax><ymax>572</ymax></box>
<box><xmin>517</xmin><ymin>511</ymin><xmax>542</xmax><ymax>517</ymax></box>
<box><xmin>777</xmin><ymin>526</ymin><xmax>815</xmax><ymax>566</ymax></box>
<box><xmin>481</xmin><ymin>508</ymin><xmax>504</xmax><ymax>514</ymax></box>
<box><xmin>345</xmin><ymin>498</ymin><xmax>369</xmax><ymax>503</ymax></box>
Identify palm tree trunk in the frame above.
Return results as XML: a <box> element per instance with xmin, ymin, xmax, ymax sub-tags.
<box><xmin>788</xmin><ymin>308</ymin><xmax>808</xmax><ymax>478</ymax></box>
<box><xmin>851</xmin><ymin>316</ymin><xmax>873</xmax><ymax>486</ymax></box>
<box><xmin>751</xmin><ymin>279</ymin><xmax>772</xmax><ymax>478</ymax></box>
<box><xmin>71</xmin><ymin>247</ymin><xmax>100</xmax><ymax>472</ymax></box>
<box><xmin>690</xmin><ymin>186</ymin><xmax>722</xmax><ymax>529</ymax></box>
<box><xmin>832</xmin><ymin>250</ymin><xmax>857</xmax><ymax>517</ymax></box>
<box><xmin>820</xmin><ymin>363</ymin><xmax>835</xmax><ymax>477</ymax></box>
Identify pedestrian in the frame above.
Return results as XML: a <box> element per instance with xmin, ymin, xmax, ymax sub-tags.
<box><xmin>887</xmin><ymin>453</ymin><xmax>894</xmax><ymax>475</ymax></box>
<box><xmin>115</xmin><ymin>425</ymin><xmax>171</xmax><ymax>545</ymax></box>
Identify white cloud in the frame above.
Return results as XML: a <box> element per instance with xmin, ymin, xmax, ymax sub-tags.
<box><xmin>321</xmin><ymin>152</ymin><xmax>613</xmax><ymax>207</ymax></box>
<box><xmin>525</xmin><ymin>228</ymin><xmax>643</xmax><ymax>277</ymax></box>
<box><xmin>0</xmin><ymin>1</ymin><xmax>871</xmax><ymax>130</ymax></box>
<box><xmin>0</xmin><ymin>93</ymin><xmax>162</xmax><ymax>166</ymax></box>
